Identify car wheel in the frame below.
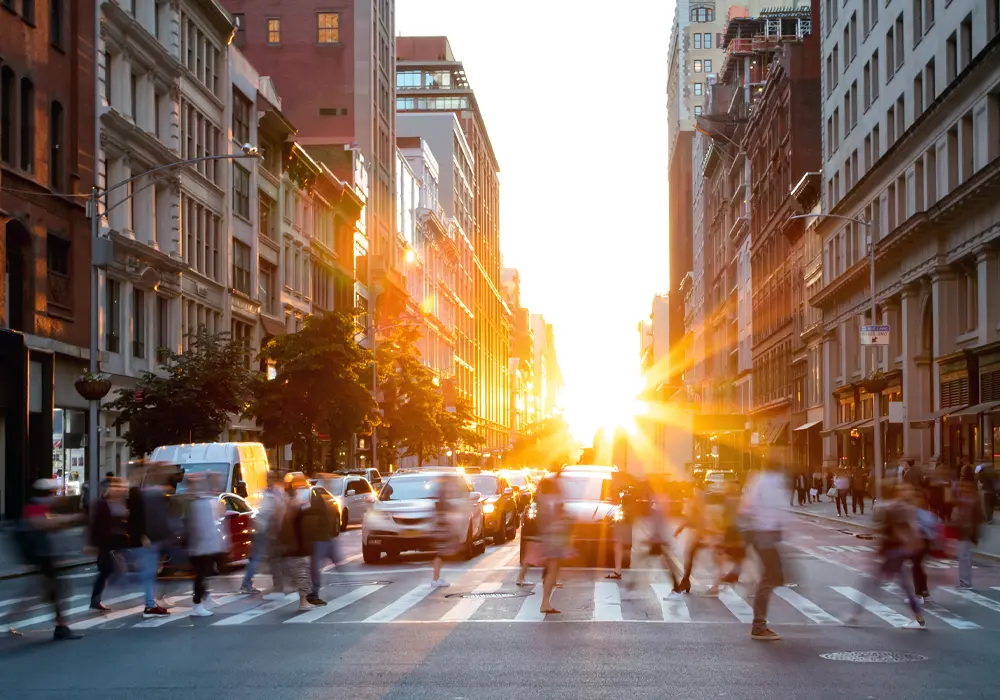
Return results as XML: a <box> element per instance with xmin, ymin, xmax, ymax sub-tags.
<box><xmin>493</xmin><ymin>522</ymin><xmax>506</xmax><ymax>545</ymax></box>
<box><xmin>362</xmin><ymin>545</ymin><xmax>381</xmax><ymax>564</ymax></box>
<box><xmin>464</xmin><ymin>523</ymin><xmax>476</xmax><ymax>560</ymax></box>
<box><xmin>341</xmin><ymin>509</ymin><xmax>350</xmax><ymax>530</ymax></box>
<box><xmin>506</xmin><ymin>510</ymin><xmax>517</xmax><ymax>536</ymax></box>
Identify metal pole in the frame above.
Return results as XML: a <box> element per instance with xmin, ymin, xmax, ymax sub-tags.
<box><xmin>88</xmin><ymin>188</ymin><xmax>100</xmax><ymax>504</ymax></box>
<box><xmin>870</xmin><ymin>220</ymin><xmax>882</xmax><ymax>504</ymax></box>
<box><xmin>369</xmin><ymin>244</ymin><xmax>377</xmax><ymax>473</ymax></box>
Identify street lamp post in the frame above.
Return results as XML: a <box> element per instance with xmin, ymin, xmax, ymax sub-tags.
<box><xmin>789</xmin><ymin>212</ymin><xmax>882</xmax><ymax>503</ymax></box>
<box><xmin>87</xmin><ymin>148</ymin><xmax>260</xmax><ymax>502</ymax></box>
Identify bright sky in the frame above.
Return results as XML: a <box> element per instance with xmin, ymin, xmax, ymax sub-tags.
<box><xmin>398</xmin><ymin>1</ymin><xmax>673</xmax><ymax>443</ymax></box>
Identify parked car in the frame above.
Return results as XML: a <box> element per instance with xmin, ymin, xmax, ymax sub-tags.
<box><xmin>343</xmin><ymin>467</ymin><xmax>383</xmax><ymax>486</ymax></box>
<box><xmin>160</xmin><ymin>492</ymin><xmax>258</xmax><ymax>574</ymax></box>
<box><xmin>703</xmin><ymin>470</ymin><xmax>738</xmax><ymax>496</ymax></box>
<box><xmin>502</xmin><ymin>469</ymin><xmax>536</xmax><ymax>517</ymax></box>
<box><xmin>469</xmin><ymin>473</ymin><xmax>518</xmax><ymax>543</ymax></box>
<box><xmin>361</xmin><ymin>470</ymin><xmax>486</xmax><ymax>564</ymax></box>
<box><xmin>313</xmin><ymin>474</ymin><xmax>376</xmax><ymax>529</ymax></box>
<box><xmin>149</xmin><ymin>442</ymin><xmax>271</xmax><ymax>508</ymax></box>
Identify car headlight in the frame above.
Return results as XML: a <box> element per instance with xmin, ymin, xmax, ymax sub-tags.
<box><xmin>606</xmin><ymin>508</ymin><xmax>624</xmax><ymax>523</ymax></box>
<box><xmin>483</xmin><ymin>503</ymin><xmax>496</xmax><ymax>514</ymax></box>
<box><xmin>525</xmin><ymin>503</ymin><xmax>538</xmax><ymax>520</ymax></box>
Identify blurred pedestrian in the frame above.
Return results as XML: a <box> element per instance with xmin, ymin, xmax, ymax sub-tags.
<box><xmin>810</xmin><ymin>472</ymin><xmax>822</xmax><ymax>503</ymax></box>
<box><xmin>846</xmin><ymin>483</ymin><xmax>925</xmax><ymax>629</ymax></box>
<box><xmin>242</xmin><ymin>471</ymin><xmax>287</xmax><ymax>597</ymax></box>
<box><xmin>430</xmin><ymin>475</ymin><xmax>463</xmax><ymax>588</ymax></box>
<box><xmin>851</xmin><ymin>469</ymin><xmax>867</xmax><ymax>515</ymax></box>
<box><xmin>306</xmin><ymin>485</ymin><xmax>339</xmax><ymax>606</ymax></box>
<box><xmin>186</xmin><ymin>475</ymin><xmax>227</xmax><ymax>617</ymax></box>
<box><xmin>128</xmin><ymin>461</ymin><xmax>173</xmax><ymax>618</ymax></box>
<box><xmin>976</xmin><ymin>464</ymin><xmax>996</xmax><ymax>524</ymax></box>
<box><xmin>953</xmin><ymin>479</ymin><xmax>982</xmax><ymax>589</ymax></box>
<box><xmin>740</xmin><ymin>457</ymin><xmax>789</xmax><ymax>641</ymax></box>
<box><xmin>676</xmin><ymin>483</ymin><xmax>709</xmax><ymax>594</ymax></box>
<box><xmin>605</xmin><ymin>485</ymin><xmax>636</xmax><ymax>582</ymax></box>
<box><xmin>89</xmin><ymin>477</ymin><xmax>129</xmax><ymax>611</ymax></box>
<box><xmin>794</xmin><ymin>473</ymin><xmax>807</xmax><ymax>507</ymax></box>
<box><xmin>279</xmin><ymin>473</ymin><xmax>316</xmax><ymax>610</ymax></box>
<box><xmin>647</xmin><ymin>476</ymin><xmax>683</xmax><ymax>596</ymax></box>
<box><xmin>911</xmin><ymin>491</ymin><xmax>939</xmax><ymax>602</ymax></box>
<box><xmin>10</xmin><ymin>479</ymin><xmax>82</xmax><ymax>640</ymax></box>
<box><xmin>833</xmin><ymin>471</ymin><xmax>850</xmax><ymax>517</ymax></box>
<box><xmin>537</xmin><ymin>475</ymin><xmax>569</xmax><ymax>614</ymax></box>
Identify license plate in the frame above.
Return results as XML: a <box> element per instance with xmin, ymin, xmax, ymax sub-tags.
<box><xmin>368</xmin><ymin>538</ymin><xmax>382</xmax><ymax>546</ymax></box>
<box><xmin>403</xmin><ymin>530</ymin><xmax>420</xmax><ymax>538</ymax></box>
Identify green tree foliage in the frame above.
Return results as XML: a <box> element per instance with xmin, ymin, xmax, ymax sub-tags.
<box><xmin>252</xmin><ymin>311</ymin><xmax>377</xmax><ymax>471</ymax></box>
<box><xmin>106</xmin><ymin>328</ymin><xmax>258</xmax><ymax>457</ymax></box>
<box><xmin>439</xmin><ymin>397</ymin><xmax>484</xmax><ymax>457</ymax></box>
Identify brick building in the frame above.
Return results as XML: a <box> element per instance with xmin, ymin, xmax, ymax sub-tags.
<box><xmin>0</xmin><ymin>0</ymin><xmax>96</xmax><ymax>517</ymax></box>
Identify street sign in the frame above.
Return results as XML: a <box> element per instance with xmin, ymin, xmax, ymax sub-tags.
<box><xmin>750</xmin><ymin>432</ymin><xmax>760</xmax><ymax>447</ymax></box>
<box><xmin>860</xmin><ymin>325</ymin><xmax>890</xmax><ymax>345</ymax></box>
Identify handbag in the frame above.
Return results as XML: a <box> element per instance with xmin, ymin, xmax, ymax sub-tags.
<box><xmin>827</xmin><ymin>487</ymin><xmax>839</xmax><ymax>498</ymax></box>
<box><xmin>809</xmin><ymin>488</ymin><xmax>819</xmax><ymax>497</ymax></box>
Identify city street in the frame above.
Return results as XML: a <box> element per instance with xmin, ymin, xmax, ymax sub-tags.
<box><xmin>2</xmin><ymin>518</ymin><xmax>1000</xmax><ymax>699</ymax></box>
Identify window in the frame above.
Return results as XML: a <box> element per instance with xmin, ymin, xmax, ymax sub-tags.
<box><xmin>960</xmin><ymin>15</ymin><xmax>972</xmax><ymax>72</ymax></box>
<box><xmin>694</xmin><ymin>33</ymin><xmax>702</xmax><ymax>49</ymax></box>
<box><xmin>925</xmin><ymin>58</ymin><xmax>935</xmax><ymax>104</ymax></box>
<box><xmin>106</xmin><ymin>279</ymin><xmax>121</xmax><ymax>353</ymax></box>
<box><xmin>894</xmin><ymin>14</ymin><xmax>904</xmax><ymax>69</ymax></box>
<box><xmin>924</xmin><ymin>0</ymin><xmax>934</xmax><ymax>30</ymax></box>
<box><xmin>946</xmin><ymin>32</ymin><xmax>957</xmax><ymax>82</ymax></box>
<box><xmin>259</xmin><ymin>261</ymin><xmax>277</xmax><ymax>315</ymax></box>
<box><xmin>704</xmin><ymin>59</ymin><xmax>712</xmax><ymax>73</ymax></box>
<box><xmin>155</xmin><ymin>296</ymin><xmax>169</xmax><ymax>359</ymax></box>
<box><xmin>22</xmin><ymin>0</ymin><xmax>33</xmax><ymax>24</ymax></box>
<box><xmin>887</xmin><ymin>104</ymin><xmax>895</xmax><ymax>144</ymax></box>
<box><xmin>0</xmin><ymin>67</ymin><xmax>12</xmax><ymax>164</ymax></box>
<box><xmin>49</xmin><ymin>101</ymin><xmax>63</xmax><ymax>189</ymax></box>
<box><xmin>913</xmin><ymin>0</ymin><xmax>923</xmax><ymax>44</ymax></box>
<box><xmin>863</xmin><ymin>61</ymin><xmax>871</xmax><ymax>109</ymax></box>
<box><xmin>691</xmin><ymin>7</ymin><xmax>713</xmax><ymax>22</ymax></box>
<box><xmin>896</xmin><ymin>94</ymin><xmax>905</xmax><ymax>137</ymax></box>
<box><xmin>864</xmin><ymin>133</ymin><xmax>872</xmax><ymax>169</ymax></box>
<box><xmin>232</xmin><ymin>239</ymin><xmax>252</xmax><ymax>295</ymax></box>
<box><xmin>317</xmin><ymin>12</ymin><xmax>340</xmax><ymax>43</ymax></box>
<box><xmin>694</xmin><ymin>82</ymin><xmax>703</xmax><ymax>96</ymax></box>
<box><xmin>885</xmin><ymin>26</ymin><xmax>895</xmax><ymax>78</ymax></box>
<box><xmin>913</xmin><ymin>73</ymin><xmax>923</xmax><ymax>115</ymax></box>
<box><xmin>925</xmin><ymin>147</ymin><xmax>937</xmax><ymax>207</ymax></box>
<box><xmin>863</xmin><ymin>0</ymin><xmax>870</xmax><ymax>36</ymax></box>
<box><xmin>850</xmin><ymin>13</ymin><xmax>857</xmax><ymax>60</ymax></box>
<box><xmin>872</xmin><ymin>124</ymin><xmax>880</xmax><ymax>161</ymax></box>
<box><xmin>694</xmin><ymin>60</ymin><xmax>703</xmax><ymax>73</ymax></box>
<box><xmin>232</xmin><ymin>164</ymin><xmax>250</xmax><ymax>219</ymax></box>
<box><xmin>266</xmin><ymin>17</ymin><xmax>281</xmax><ymax>45</ymax></box>
<box><xmin>844</xmin><ymin>92</ymin><xmax>851</xmax><ymax>135</ymax></box>
<box><xmin>133</xmin><ymin>288</ymin><xmax>145</xmax><ymax>358</ymax></box>
<box><xmin>832</xmin><ymin>46</ymin><xmax>840</xmax><ymax>87</ymax></box>
<box><xmin>704</xmin><ymin>33</ymin><xmax>712</xmax><ymax>49</ymax></box>
<box><xmin>49</xmin><ymin>0</ymin><xmax>62</xmax><ymax>48</ymax></box>
<box><xmin>833</xmin><ymin>107</ymin><xmax>840</xmax><ymax>150</ymax></box>
<box><xmin>694</xmin><ymin>105</ymin><xmax>703</xmax><ymax>116</ymax></box>
<box><xmin>233</xmin><ymin>90</ymin><xmax>251</xmax><ymax>146</ymax></box>
<box><xmin>871</xmin><ymin>50</ymin><xmax>879</xmax><ymax>100</ymax></box>
<box><xmin>843</xmin><ymin>26</ymin><xmax>850</xmax><ymax>70</ymax></box>
<box><xmin>960</xmin><ymin>112</ymin><xmax>974</xmax><ymax>183</ymax></box>
<box><xmin>851</xmin><ymin>81</ymin><xmax>858</xmax><ymax>128</ymax></box>
<box><xmin>19</xmin><ymin>78</ymin><xmax>33</xmax><ymax>171</ymax></box>
<box><xmin>46</xmin><ymin>233</ymin><xmax>69</xmax><ymax>276</ymax></box>
<box><xmin>130</xmin><ymin>72</ymin><xmax>137</xmax><ymax>122</ymax></box>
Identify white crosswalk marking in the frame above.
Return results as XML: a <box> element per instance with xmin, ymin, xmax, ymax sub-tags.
<box><xmin>133</xmin><ymin>594</ymin><xmax>244</xmax><ymax>628</ymax></box>
<box><xmin>364</xmin><ymin>584</ymin><xmax>434</xmax><ymax>623</ymax></box>
<box><xmin>212</xmin><ymin>593</ymin><xmax>299</xmax><ymax>626</ymax></box>
<box><xmin>832</xmin><ymin>586</ymin><xmax>913</xmax><ymax>627</ymax></box>
<box><xmin>942</xmin><ymin>587</ymin><xmax>1000</xmax><ymax>614</ymax></box>
<box><xmin>440</xmin><ymin>582</ymin><xmax>502</xmax><ymax>622</ymax></box>
<box><xmin>0</xmin><ymin>596</ymin><xmax>35</xmax><ymax>610</ymax></box>
<box><xmin>883</xmin><ymin>585</ymin><xmax>980</xmax><ymax>630</ymax></box>
<box><xmin>651</xmin><ymin>583</ymin><xmax>690</xmax><ymax>622</ymax></box>
<box><xmin>594</xmin><ymin>581</ymin><xmax>623</xmax><ymax>621</ymax></box>
<box><xmin>718</xmin><ymin>588</ymin><xmax>754</xmax><ymax>623</ymax></box>
<box><xmin>775</xmin><ymin>587</ymin><xmax>840</xmax><ymax>625</ymax></box>
<box><xmin>0</xmin><ymin>594</ymin><xmax>87</xmax><ymax>621</ymax></box>
<box><xmin>513</xmin><ymin>589</ymin><xmax>545</xmax><ymax>621</ymax></box>
<box><xmin>7</xmin><ymin>593</ymin><xmax>142</xmax><ymax>630</ymax></box>
<box><xmin>286</xmin><ymin>585</ymin><xmax>383</xmax><ymax>623</ymax></box>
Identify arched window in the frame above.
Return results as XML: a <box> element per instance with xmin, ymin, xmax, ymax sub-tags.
<box><xmin>49</xmin><ymin>100</ymin><xmax>64</xmax><ymax>189</ymax></box>
<box><xmin>19</xmin><ymin>77</ymin><xmax>34</xmax><ymax>171</ymax></box>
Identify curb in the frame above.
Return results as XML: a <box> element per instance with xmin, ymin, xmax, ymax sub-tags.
<box><xmin>0</xmin><ymin>557</ymin><xmax>92</xmax><ymax>582</ymax></box>
<box><xmin>786</xmin><ymin>508</ymin><xmax>1000</xmax><ymax>564</ymax></box>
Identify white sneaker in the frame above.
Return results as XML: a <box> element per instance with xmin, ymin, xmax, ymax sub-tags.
<box><xmin>904</xmin><ymin>619</ymin><xmax>927</xmax><ymax>630</ymax></box>
<box><xmin>190</xmin><ymin>603</ymin><xmax>213</xmax><ymax>617</ymax></box>
<box><xmin>298</xmin><ymin>601</ymin><xmax>316</xmax><ymax>611</ymax></box>
<box><xmin>431</xmin><ymin>579</ymin><xmax>451</xmax><ymax>588</ymax></box>
<box><xmin>664</xmin><ymin>591</ymin><xmax>685</xmax><ymax>600</ymax></box>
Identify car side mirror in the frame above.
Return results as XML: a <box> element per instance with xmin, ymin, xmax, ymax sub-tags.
<box><xmin>346</xmin><ymin>489</ymin><xmax>356</xmax><ymax>496</ymax></box>
<box><xmin>503</xmin><ymin>488</ymin><xmax>513</xmax><ymax>496</ymax></box>
<box><xmin>469</xmin><ymin>491</ymin><xmax>481</xmax><ymax>500</ymax></box>
<box><xmin>236</xmin><ymin>480</ymin><xmax>248</xmax><ymax>498</ymax></box>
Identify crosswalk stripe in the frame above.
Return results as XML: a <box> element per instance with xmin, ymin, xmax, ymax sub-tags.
<box><xmin>133</xmin><ymin>594</ymin><xmax>243</xmax><ymax>628</ymax></box>
<box><xmin>513</xmin><ymin>588</ymin><xmax>545</xmax><ymax>621</ymax></box>
<box><xmin>718</xmin><ymin>588</ymin><xmax>754</xmax><ymax>623</ymax></box>
<box><xmin>832</xmin><ymin>586</ymin><xmax>913</xmax><ymax>627</ymax></box>
<box><xmin>882</xmin><ymin>585</ymin><xmax>980</xmax><ymax>629</ymax></box>
<box><xmin>651</xmin><ymin>583</ymin><xmax>690</xmax><ymax>622</ymax></box>
<box><xmin>286</xmin><ymin>585</ymin><xmax>384</xmax><ymax>624</ymax></box>
<box><xmin>775</xmin><ymin>587</ymin><xmax>841</xmax><ymax>625</ymax></box>
<box><xmin>440</xmin><ymin>582</ymin><xmax>502</xmax><ymax>622</ymax></box>
<box><xmin>6</xmin><ymin>592</ymin><xmax>142</xmax><ymax>630</ymax></box>
<box><xmin>0</xmin><ymin>594</ymin><xmax>87</xmax><ymax>621</ymax></box>
<box><xmin>594</xmin><ymin>581</ymin><xmax>623</xmax><ymax>621</ymax></box>
<box><xmin>72</xmin><ymin>604</ymin><xmax>148</xmax><ymax>629</ymax></box>
<box><xmin>0</xmin><ymin>596</ymin><xmax>35</xmax><ymax>610</ymax></box>
<box><xmin>212</xmin><ymin>593</ymin><xmax>299</xmax><ymax>626</ymax></box>
<box><xmin>941</xmin><ymin>587</ymin><xmax>1000</xmax><ymax>614</ymax></box>
<box><xmin>364</xmin><ymin>584</ymin><xmax>434</xmax><ymax>623</ymax></box>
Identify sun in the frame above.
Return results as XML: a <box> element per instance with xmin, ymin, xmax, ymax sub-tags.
<box><xmin>564</xmin><ymin>373</ymin><xmax>648</xmax><ymax>444</ymax></box>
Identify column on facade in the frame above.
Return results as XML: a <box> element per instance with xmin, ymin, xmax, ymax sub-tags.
<box><xmin>900</xmin><ymin>284</ymin><xmax>929</xmax><ymax>460</ymax></box>
<box><xmin>931</xmin><ymin>268</ymin><xmax>960</xmax><ymax>455</ymax></box>
<box><xmin>107</xmin><ymin>156</ymin><xmax>132</xmax><ymax>236</ymax></box>
<box><xmin>977</xmin><ymin>247</ymin><xmax>1000</xmax><ymax>345</ymax></box>
<box><xmin>133</xmin><ymin>173</ymin><xmax>155</xmax><ymax>246</ymax></box>
<box><xmin>822</xmin><ymin>331</ymin><xmax>838</xmax><ymax>467</ymax></box>
<box><xmin>882</xmin><ymin>298</ymin><xmax>901</xmax><ymax>374</ymax></box>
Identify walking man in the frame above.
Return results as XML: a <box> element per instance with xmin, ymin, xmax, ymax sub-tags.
<box><xmin>740</xmin><ymin>455</ymin><xmax>788</xmax><ymax>641</ymax></box>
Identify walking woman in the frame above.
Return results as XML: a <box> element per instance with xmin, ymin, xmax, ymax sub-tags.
<box><xmin>537</xmin><ymin>475</ymin><xmax>569</xmax><ymax>614</ymax></box>
<box><xmin>280</xmin><ymin>473</ymin><xmax>317</xmax><ymax>610</ymax></box>
<box><xmin>186</xmin><ymin>474</ymin><xmax>227</xmax><ymax>617</ymax></box>
<box><xmin>430</xmin><ymin>475</ymin><xmax>462</xmax><ymax>588</ymax></box>
<box><xmin>89</xmin><ymin>477</ymin><xmax>130</xmax><ymax>611</ymax></box>
<box><xmin>677</xmin><ymin>484</ymin><xmax>709</xmax><ymax>594</ymax></box>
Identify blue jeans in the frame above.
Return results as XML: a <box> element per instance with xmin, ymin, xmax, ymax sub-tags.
<box><xmin>310</xmin><ymin>539</ymin><xmax>339</xmax><ymax>596</ymax></box>
<box><xmin>241</xmin><ymin>534</ymin><xmax>265</xmax><ymax>589</ymax></box>
<box><xmin>139</xmin><ymin>543</ymin><xmax>161</xmax><ymax>607</ymax></box>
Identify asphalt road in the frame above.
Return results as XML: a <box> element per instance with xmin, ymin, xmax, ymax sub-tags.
<box><xmin>1</xmin><ymin>518</ymin><xmax>999</xmax><ymax>700</ymax></box>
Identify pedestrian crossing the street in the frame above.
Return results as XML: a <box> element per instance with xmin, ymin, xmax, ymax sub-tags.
<box><xmin>6</xmin><ymin>578</ymin><xmax>1000</xmax><ymax>632</ymax></box>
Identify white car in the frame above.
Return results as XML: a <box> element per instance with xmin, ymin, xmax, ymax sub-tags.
<box><xmin>703</xmin><ymin>470</ymin><xmax>738</xmax><ymax>495</ymax></box>
<box><xmin>361</xmin><ymin>470</ymin><xmax>486</xmax><ymax>564</ymax></box>
<box><xmin>313</xmin><ymin>474</ymin><xmax>377</xmax><ymax>529</ymax></box>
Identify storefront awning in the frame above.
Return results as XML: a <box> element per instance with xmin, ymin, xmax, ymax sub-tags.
<box><xmin>259</xmin><ymin>313</ymin><xmax>287</xmax><ymax>338</ymax></box>
<box><xmin>793</xmin><ymin>419</ymin><xmax>823</xmax><ymax>432</ymax></box>
<box><xmin>833</xmin><ymin>418</ymin><xmax>873</xmax><ymax>434</ymax></box>
<box><xmin>765</xmin><ymin>422</ymin><xmax>789</xmax><ymax>444</ymax></box>
<box><xmin>909</xmin><ymin>405</ymin><xmax>967</xmax><ymax>429</ymax></box>
<box><xmin>944</xmin><ymin>400</ymin><xmax>1000</xmax><ymax>423</ymax></box>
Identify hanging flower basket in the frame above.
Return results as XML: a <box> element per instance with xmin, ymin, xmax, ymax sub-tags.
<box><xmin>75</xmin><ymin>372</ymin><xmax>112</xmax><ymax>401</ymax></box>
<box><xmin>860</xmin><ymin>371</ymin><xmax>889</xmax><ymax>394</ymax></box>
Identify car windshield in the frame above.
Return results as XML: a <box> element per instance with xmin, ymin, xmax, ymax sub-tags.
<box><xmin>508</xmin><ymin>473</ymin><xmax>529</xmax><ymax>487</ymax></box>
<box><xmin>471</xmin><ymin>475</ymin><xmax>500</xmax><ymax>495</ymax></box>
<box><xmin>318</xmin><ymin>477</ymin><xmax>347</xmax><ymax>495</ymax></box>
<box><xmin>557</xmin><ymin>475</ymin><xmax>614</xmax><ymax>502</ymax></box>
<box><xmin>173</xmin><ymin>463</ymin><xmax>230</xmax><ymax>493</ymax></box>
<box><xmin>708</xmin><ymin>472</ymin><xmax>735</xmax><ymax>482</ymax></box>
<box><xmin>378</xmin><ymin>476</ymin><xmax>439</xmax><ymax>501</ymax></box>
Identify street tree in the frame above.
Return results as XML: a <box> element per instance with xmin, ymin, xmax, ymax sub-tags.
<box><xmin>252</xmin><ymin>311</ymin><xmax>377</xmax><ymax>471</ymax></box>
<box><xmin>439</xmin><ymin>397</ymin><xmax>484</xmax><ymax>459</ymax></box>
<box><xmin>106</xmin><ymin>328</ymin><xmax>258</xmax><ymax>457</ymax></box>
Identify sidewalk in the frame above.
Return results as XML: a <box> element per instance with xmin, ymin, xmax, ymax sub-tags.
<box><xmin>784</xmin><ymin>496</ymin><xmax>1000</xmax><ymax>562</ymax></box>
<box><xmin>0</xmin><ymin>526</ymin><xmax>92</xmax><ymax>580</ymax></box>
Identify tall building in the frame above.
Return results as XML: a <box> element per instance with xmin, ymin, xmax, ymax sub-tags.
<box><xmin>531</xmin><ymin>313</ymin><xmax>563</xmax><ymax>420</ymax></box>
<box><xmin>640</xmin><ymin>294</ymin><xmax>672</xmax><ymax>389</ymax></box>
<box><xmin>220</xmin><ymin>0</ymin><xmax>399</xmax><ymax>327</ymax></box>
<box><xmin>1</xmin><ymin>0</ymin><xmax>96</xmax><ymax>518</ymax></box>
<box><xmin>396</xmin><ymin>36</ymin><xmax>510</xmax><ymax>457</ymax></box>
<box><xmin>501</xmin><ymin>268</ymin><xmax>535</xmax><ymax>437</ymax></box>
<box><xmin>816</xmin><ymin>1</ymin><xmax>1000</xmax><ymax>473</ymax></box>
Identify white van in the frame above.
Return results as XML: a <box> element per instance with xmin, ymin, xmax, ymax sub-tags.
<box><xmin>149</xmin><ymin>442</ymin><xmax>271</xmax><ymax>508</ymax></box>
